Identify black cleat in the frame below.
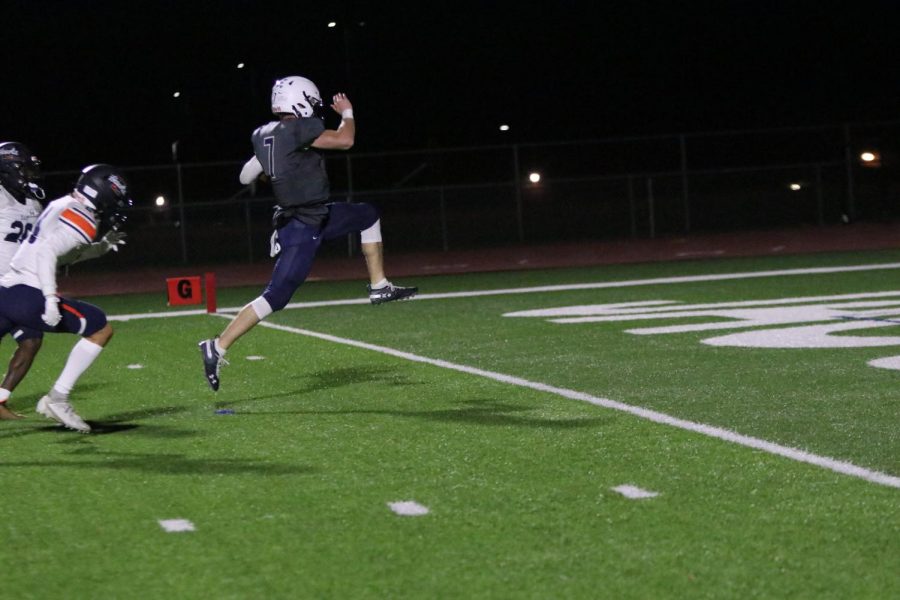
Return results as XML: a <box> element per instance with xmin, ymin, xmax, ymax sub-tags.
<box><xmin>368</xmin><ymin>283</ymin><xmax>418</xmax><ymax>305</ymax></box>
<box><xmin>198</xmin><ymin>338</ymin><xmax>227</xmax><ymax>391</ymax></box>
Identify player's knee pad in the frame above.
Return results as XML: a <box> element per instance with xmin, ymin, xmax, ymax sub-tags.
<box><xmin>262</xmin><ymin>288</ymin><xmax>292</xmax><ymax>313</ymax></box>
<box><xmin>360</xmin><ymin>218</ymin><xmax>382</xmax><ymax>244</ymax></box>
<box><xmin>250</xmin><ymin>296</ymin><xmax>273</xmax><ymax>320</ymax></box>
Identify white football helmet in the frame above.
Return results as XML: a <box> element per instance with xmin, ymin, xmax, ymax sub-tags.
<box><xmin>271</xmin><ymin>76</ymin><xmax>322</xmax><ymax>118</ymax></box>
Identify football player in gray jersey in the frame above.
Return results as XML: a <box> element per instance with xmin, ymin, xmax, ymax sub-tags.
<box><xmin>198</xmin><ymin>75</ymin><xmax>417</xmax><ymax>391</ymax></box>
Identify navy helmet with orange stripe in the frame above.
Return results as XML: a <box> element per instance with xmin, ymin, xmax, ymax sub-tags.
<box><xmin>76</xmin><ymin>164</ymin><xmax>133</xmax><ymax>233</ymax></box>
<box><xmin>0</xmin><ymin>141</ymin><xmax>46</xmax><ymax>204</ymax></box>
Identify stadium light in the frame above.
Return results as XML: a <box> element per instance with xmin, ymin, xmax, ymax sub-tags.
<box><xmin>789</xmin><ymin>183</ymin><xmax>802</xmax><ymax>191</ymax></box>
<box><xmin>328</xmin><ymin>21</ymin><xmax>337</xmax><ymax>28</ymax></box>
<box><xmin>172</xmin><ymin>91</ymin><xmax>181</xmax><ymax>98</ymax></box>
<box><xmin>859</xmin><ymin>150</ymin><xmax>882</xmax><ymax>167</ymax></box>
<box><xmin>155</xmin><ymin>196</ymin><xmax>167</xmax><ymax>207</ymax></box>
<box><xmin>499</xmin><ymin>124</ymin><xmax>510</xmax><ymax>132</ymax></box>
<box><xmin>236</xmin><ymin>62</ymin><xmax>245</xmax><ymax>69</ymax></box>
<box><xmin>528</xmin><ymin>172</ymin><xmax>541</xmax><ymax>184</ymax></box>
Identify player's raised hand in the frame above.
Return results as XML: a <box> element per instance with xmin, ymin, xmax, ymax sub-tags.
<box><xmin>100</xmin><ymin>230</ymin><xmax>127</xmax><ymax>253</ymax></box>
<box><xmin>331</xmin><ymin>93</ymin><xmax>352</xmax><ymax>115</ymax></box>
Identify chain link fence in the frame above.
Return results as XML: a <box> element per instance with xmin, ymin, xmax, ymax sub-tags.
<box><xmin>40</xmin><ymin>120</ymin><xmax>900</xmax><ymax>269</ymax></box>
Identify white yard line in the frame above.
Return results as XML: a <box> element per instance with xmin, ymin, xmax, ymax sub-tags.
<box><xmin>106</xmin><ymin>261</ymin><xmax>900</xmax><ymax>488</ymax></box>
<box><xmin>241</xmin><ymin>318</ymin><xmax>900</xmax><ymax>489</ymax></box>
<box><xmin>109</xmin><ymin>261</ymin><xmax>900</xmax><ymax>321</ymax></box>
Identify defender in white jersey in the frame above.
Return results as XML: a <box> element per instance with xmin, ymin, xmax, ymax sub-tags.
<box><xmin>0</xmin><ymin>142</ymin><xmax>46</xmax><ymax>420</ymax></box>
<box><xmin>0</xmin><ymin>143</ymin><xmax>44</xmax><ymax>267</ymax></box>
<box><xmin>0</xmin><ymin>164</ymin><xmax>131</xmax><ymax>432</ymax></box>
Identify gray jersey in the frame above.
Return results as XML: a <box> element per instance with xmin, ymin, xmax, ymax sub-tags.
<box><xmin>251</xmin><ymin>117</ymin><xmax>328</xmax><ymax>224</ymax></box>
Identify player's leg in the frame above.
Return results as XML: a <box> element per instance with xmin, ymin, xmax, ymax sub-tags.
<box><xmin>36</xmin><ymin>298</ymin><xmax>110</xmax><ymax>433</ymax></box>
<box><xmin>199</xmin><ymin>219</ymin><xmax>320</xmax><ymax>391</ymax></box>
<box><xmin>0</xmin><ymin>402</ymin><xmax>21</xmax><ymax>420</ymax></box>
<box><xmin>225</xmin><ymin>227</ymin><xmax>319</xmax><ymax>346</ymax></box>
<box><xmin>0</xmin><ymin>329</ymin><xmax>43</xmax><ymax>420</ymax></box>
<box><xmin>320</xmin><ymin>202</ymin><xmax>385</xmax><ymax>283</ymax></box>
<box><xmin>0</xmin><ymin>246</ymin><xmax>22</xmax><ymax>418</ymax></box>
<box><xmin>361</xmin><ymin>241</ymin><xmax>386</xmax><ymax>285</ymax></box>
<box><xmin>0</xmin><ymin>317</ymin><xmax>25</xmax><ymax>420</ymax></box>
<box><xmin>322</xmin><ymin>202</ymin><xmax>417</xmax><ymax>304</ymax></box>
<box><xmin>0</xmin><ymin>288</ymin><xmax>47</xmax><ymax>421</ymax></box>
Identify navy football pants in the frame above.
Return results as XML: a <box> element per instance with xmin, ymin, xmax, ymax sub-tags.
<box><xmin>262</xmin><ymin>202</ymin><xmax>379</xmax><ymax>311</ymax></box>
<box><xmin>0</xmin><ymin>285</ymin><xmax>108</xmax><ymax>339</ymax></box>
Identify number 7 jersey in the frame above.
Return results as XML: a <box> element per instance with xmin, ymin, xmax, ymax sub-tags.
<box><xmin>251</xmin><ymin>117</ymin><xmax>329</xmax><ymax>224</ymax></box>
<box><xmin>0</xmin><ymin>185</ymin><xmax>43</xmax><ymax>274</ymax></box>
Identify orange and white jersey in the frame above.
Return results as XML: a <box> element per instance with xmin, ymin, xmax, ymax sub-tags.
<box><xmin>0</xmin><ymin>185</ymin><xmax>43</xmax><ymax>274</ymax></box>
<box><xmin>0</xmin><ymin>194</ymin><xmax>97</xmax><ymax>297</ymax></box>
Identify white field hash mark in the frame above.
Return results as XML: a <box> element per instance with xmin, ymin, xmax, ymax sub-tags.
<box><xmin>389</xmin><ymin>501</ymin><xmax>430</xmax><ymax>516</ymax></box>
<box><xmin>244</xmin><ymin>318</ymin><xmax>900</xmax><ymax>490</ymax></box>
<box><xmin>158</xmin><ymin>519</ymin><xmax>195</xmax><ymax>532</ymax></box>
<box><xmin>612</xmin><ymin>485</ymin><xmax>659</xmax><ymax>499</ymax></box>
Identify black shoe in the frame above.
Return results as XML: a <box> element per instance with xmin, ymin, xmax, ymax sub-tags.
<box><xmin>198</xmin><ymin>338</ymin><xmax>227</xmax><ymax>391</ymax></box>
<box><xmin>367</xmin><ymin>283</ymin><xmax>418</xmax><ymax>305</ymax></box>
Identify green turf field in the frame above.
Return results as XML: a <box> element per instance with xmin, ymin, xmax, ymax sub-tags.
<box><xmin>2</xmin><ymin>250</ymin><xmax>899</xmax><ymax>599</ymax></box>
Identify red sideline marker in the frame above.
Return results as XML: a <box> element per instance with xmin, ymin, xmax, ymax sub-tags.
<box><xmin>166</xmin><ymin>276</ymin><xmax>202</xmax><ymax>306</ymax></box>
<box><xmin>205</xmin><ymin>272</ymin><xmax>217</xmax><ymax>313</ymax></box>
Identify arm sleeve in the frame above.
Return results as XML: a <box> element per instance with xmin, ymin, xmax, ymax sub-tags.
<box><xmin>239</xmin><ymin>156</ymin><xmax>264</xmax><ymax>184</ymax></box>
<box><xmin>59</xmin><ymin>242</ymin><xmax>105</xmax><ymax>265</ymax></box>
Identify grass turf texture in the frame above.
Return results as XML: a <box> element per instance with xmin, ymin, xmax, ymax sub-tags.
<box><xmin>2</xmin><ymin>249</ymin><xmax>899</xmax><ymax>598</ymax></box>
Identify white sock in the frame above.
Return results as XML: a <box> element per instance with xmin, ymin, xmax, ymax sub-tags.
<box><xmin>215</xmin><ymin>338</ymin><xmax>227</xmax><ymax>356</ymax></box>
<box><xmin>371</xmin><ymin>278</ymin><xmax>389</xmax><ymax>289</ymax></box>
<box><xmin>0</xmin><ymin>388</ymin><xmax>10</xmax><ymax>403</ymax></box>
<box><xmin>53</xmin><ymin>338</ymin><xmax>104</xmax><ymax>397</ymax></box>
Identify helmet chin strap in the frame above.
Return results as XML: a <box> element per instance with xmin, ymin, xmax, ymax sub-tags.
<box><xmin>27</xmin><ymin>183</ymin><xmax>45</xmax><ymax>201</ymax></box>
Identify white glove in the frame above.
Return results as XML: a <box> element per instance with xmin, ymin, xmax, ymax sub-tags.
<box><xmin>42</xmin><ymin>295</ymin><xmax>61</xmax><ymax>327</ymax></box>
<box><xmin>100</xmin><ymin>230</ymin><xmax>127</xmax><ymax>253</ymax></box>
<box><xmin>269</xmin><ymin>231</ymin><xmax>281</xmax><ymax>257</ymax></box>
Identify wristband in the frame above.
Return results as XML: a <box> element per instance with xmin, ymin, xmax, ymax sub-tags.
<box><xmin>341</xmin><ymin>108</ymin><xmax>354</xmax><ymax>119</ymax></box>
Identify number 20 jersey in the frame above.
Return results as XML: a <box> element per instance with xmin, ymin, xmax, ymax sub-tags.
<box><xmin>0</xmin><ymin>185</ymin><xmax>43</xmax><ymax>274</ymax></box>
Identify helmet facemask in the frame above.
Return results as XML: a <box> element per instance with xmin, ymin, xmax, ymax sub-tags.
<box><xmin>0</xmin><ymin>143</ymin><xmax>46</xmax><ymax>204</ymax></box>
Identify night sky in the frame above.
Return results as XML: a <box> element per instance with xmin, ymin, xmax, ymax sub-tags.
<box><xmin>4</xmin><ymin>0</ymin><xmax>899</xmax><ymax>170</ymax></box>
